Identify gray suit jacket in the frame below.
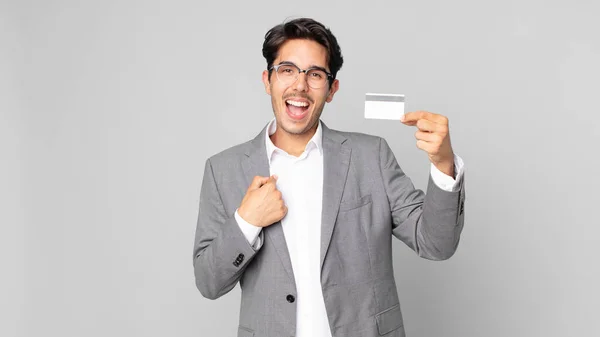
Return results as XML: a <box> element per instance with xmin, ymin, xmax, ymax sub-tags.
<box><xmin>193</xmin><ymin>122</ymin><xmax>466</xmax><ymax>337</ymax></box>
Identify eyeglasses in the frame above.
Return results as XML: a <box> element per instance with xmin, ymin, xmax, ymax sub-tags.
<box><xmin>269</xmin><ymin>62</ymin><xmax>333</xmax><ymax>89</ymax></box>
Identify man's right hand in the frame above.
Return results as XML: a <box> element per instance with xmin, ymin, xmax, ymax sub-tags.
<box><xmin>238</xmin><ymin>175</ymin><xmax>287</xmax><ymax>228</ymax></box>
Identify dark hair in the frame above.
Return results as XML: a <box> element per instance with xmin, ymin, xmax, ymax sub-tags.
<box><xmin>262</xmin><ymin>18</ymin><xmax>344</xmax><ymax>88</ymax></box>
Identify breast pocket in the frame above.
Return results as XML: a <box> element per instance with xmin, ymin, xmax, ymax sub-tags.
<box><xmin>338</xmin><ymin>194</ymin><xmax>372</xmax><ymax>212</ymax></box>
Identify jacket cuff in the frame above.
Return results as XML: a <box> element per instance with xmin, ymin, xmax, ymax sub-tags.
<box><xmin>430</xmin><ymin>153</ymin><xmax>465</xmax><ymax>192</ymax></box>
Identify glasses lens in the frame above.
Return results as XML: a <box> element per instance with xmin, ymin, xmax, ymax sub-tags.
<box><xmin>306</xmin><ymin>69</ymin><xmax>327</xmax><ymax>89</ymax></box>
<box><xmin>276</xmin><ymin>65</ymin><xmax>298</xmax><ymax>84</ymax></box>
<box><xmin>274</xmin><ymin>65</ymin><xmax>329</xmax><ymax>89</ymax></box>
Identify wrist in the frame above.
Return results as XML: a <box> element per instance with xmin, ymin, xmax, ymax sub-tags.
<box><xmin>433</xmin><ymin>157</ymin><xmax>455</xmax><ymax>178</ymax></box>
<box><xmin>238</xmin><ymin>207</ymin><xmax>260</xmax><ymax>227</ymax></box>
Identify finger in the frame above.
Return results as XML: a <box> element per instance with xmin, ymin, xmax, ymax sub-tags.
<box><xmin>400</xmin><ymin>112</ymin><xmax>419</xmax><ymax>125</ymax></box>
<box><xmin>267</xmin><ymin>174</ymin><xmax>278</xmax><ymax>184</ymax></box>
<box><xmin>248</xmin><ymin>175</ymin><xmax>270</xmax><ymax>191</ymax></box>
<box><xmin>415</xmin><ymin>119</ymin><xmax>444</xmax><ymax>133</ymax></box>
<box><xmin>415</xmin><ymin>130</ymin><xmax>441</xmax><ymax>143</ymax></box>
<box><xmin>402</xmin><ymin>111</ymin><xmax>430</xmax><ymax>124</ymax></box>
<box><xmin>416</xmin><ymin>140</ymin><xmax>435</xmax><ymax>153</ymax></box>
<box><xmin>262</xmin><ymin>175</ymin><xmax>278</xmax><ymax>190</ymax></box>
<box><xmin>403</xmin><ymin>111</ymin><xmax>448</xmax><ymax>125</ymax></box>
<box><xmin>281</xmin><ymin>204</ymin><xmax>288</xmax><ymax>217</ymax></box>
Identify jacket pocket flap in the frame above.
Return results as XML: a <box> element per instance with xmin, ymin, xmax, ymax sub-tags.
<box><xmin>238</xmin><ymin>326</ymin><xmax>254</xmax><ymax>337</ymax></box>
<box><xmin>339</xmin><ymin>194</ymin><xmax>372</xmax><ymax>212</ymax></box>
<box><xmin>375</xmin><ymin>304</ymin><xmax>403</xmax><ymax>335</ymax></box>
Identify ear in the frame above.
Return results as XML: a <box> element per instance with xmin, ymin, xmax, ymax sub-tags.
<box><xmin>325</xmin><ymin>79</ymin><xmax>339</xmax><ymax>103</ymax></box>
<box><xmin>262</xmin><ymin>70</ymin><xmax>271</xmax><ymax>95</ymax></box>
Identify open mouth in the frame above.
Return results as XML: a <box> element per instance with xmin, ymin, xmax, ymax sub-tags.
<box><xmin>285</xmin><ymin>99</ymin><xmax>311</xmax><ymax>120</ymax></box>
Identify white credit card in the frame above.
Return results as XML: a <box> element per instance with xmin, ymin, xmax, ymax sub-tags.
<box><xmin>364</xmin><ymin>93</ymin><xmax>405</xmax><ymax>120</ymax></box>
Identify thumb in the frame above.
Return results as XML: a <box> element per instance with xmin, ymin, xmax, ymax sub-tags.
<box><xmin>261</xmin><ymin>174</ymin><xmax>278</xmax><ymax>189</ymax></box>
<box><xmin>248</xmin><ymin>176</ymin><xmax>271</xmax><ymax>191</ymax></box>
<box><xmin>262</xmin><ymin>174</ymin><xmax>278</xmax><ymax>187</ymax></box>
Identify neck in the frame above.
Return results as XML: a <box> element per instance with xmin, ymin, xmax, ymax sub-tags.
<box><xmin>271</xmin><ymin>123</ymin><xmax>318</xmax><ymax>157</ymax></box>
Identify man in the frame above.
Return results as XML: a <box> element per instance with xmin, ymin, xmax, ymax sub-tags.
<box><xmin>193</xmin><ymin>17</ymin><xmax>465</xmax><ymax>337</ymax></box>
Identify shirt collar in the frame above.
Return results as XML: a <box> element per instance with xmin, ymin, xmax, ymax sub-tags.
<box><xmin>265</xmin><ymin>118</ymin><xmax>323</xmax><ymax>162</ymax></box>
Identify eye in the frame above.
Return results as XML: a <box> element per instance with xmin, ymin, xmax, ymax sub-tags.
<box><xmin>277</xmin><ymin>64</ymin><xmax>296</xmax><ymax>73</ymax></box>
<box><xmin>309</xmin><ymin>70</ymin><xmax>325</xmax><ymax>79</ymax></box>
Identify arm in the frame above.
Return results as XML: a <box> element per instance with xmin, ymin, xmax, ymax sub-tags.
<box><xmin>379</xmin><ymin>138</ymin><xmax>465</xmax><ymax>260</ymax></box>
<box><xmin>192</xmin><ymin>158</ymin><xmax>263</xmax><ymax>299</ymax></box>
<box><xmin>430</xmin><ymin>154</ymin><xmax>465</xmax><ymax>192</ymax></box>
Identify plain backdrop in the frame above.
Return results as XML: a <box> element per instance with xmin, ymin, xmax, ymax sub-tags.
<box><xmin>3</xmin><ymin>0</ymin><xmax>599</xmax><ymax>336</ymax></box>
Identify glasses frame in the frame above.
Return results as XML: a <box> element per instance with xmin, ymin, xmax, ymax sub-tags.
<box><xmin>268</xmin><ymin>62</ymin><xmax>333</xmax><ymax>89</ymax></box>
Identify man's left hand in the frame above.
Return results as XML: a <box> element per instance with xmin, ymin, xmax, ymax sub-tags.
<box><xmin>401</xmin><ymin>111</ymin><xmax>455</xmax><ymax>178</ymax></box>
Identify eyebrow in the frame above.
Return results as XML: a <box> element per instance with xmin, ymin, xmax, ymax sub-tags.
<box><xmin>277</xmin><ymin>60</ymin><xmax>330</xmax><ymax>73</ymax></box>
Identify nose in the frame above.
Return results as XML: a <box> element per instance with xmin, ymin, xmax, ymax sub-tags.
<box><xmin>291</xmin><ymin>71</ymin><xmax>308</xmax><ymax>92</ymax></box>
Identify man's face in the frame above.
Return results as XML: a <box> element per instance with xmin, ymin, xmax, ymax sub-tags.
<box><xmin>262</xmin><ymin>39</ymin><xmax>339</xmax><ymax>137</ymax></box>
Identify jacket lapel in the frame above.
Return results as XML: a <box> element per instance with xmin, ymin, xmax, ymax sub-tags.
<box><xmin>241</xmin><ymin>122</ymin><xmax>351</xmax><ymax>282</ymax></box>
<box><xmin>320</xmin><ymin>123</ymin><xmax>351</xmax><ymax>271</ymax></box>
<box><xmin>242</xmin><ymin>126</ymin><xmax>296</xmax><ymax>286</ymax></box>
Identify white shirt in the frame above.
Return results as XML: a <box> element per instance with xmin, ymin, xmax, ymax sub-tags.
<box><xmin>234</xmin><ymin>118</ymin><xmax>464</xmax><ymax>337</ymax></box>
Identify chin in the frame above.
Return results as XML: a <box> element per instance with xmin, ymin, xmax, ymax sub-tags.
<box><xmin>284</xmin><ymin>114</ymin><xmax>317</xmax><ymax>134</ymax></box>
<box><xmin>280</xmin><ymin>121</ymin><xmax>308</xmax><ymax>135</ymax></box>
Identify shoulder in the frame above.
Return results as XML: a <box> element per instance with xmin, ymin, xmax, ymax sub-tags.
<box><xmin>325</xmin><ymin>126</ymin><xmax>386</xmax><ymax>151</ymax></box>
<box><xmin>205</xmin><ymin>138</ymin><xmax>254</xmax><ymax>168</ymax></box>
<box><xmin>324</xmin><ymin>125</ymin><xmax>399</xmax><ymax>167</ymax></box>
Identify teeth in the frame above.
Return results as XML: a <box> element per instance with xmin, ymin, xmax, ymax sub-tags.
<box><xmin>286</xmin><ymin>100</ymin><xmax>309</xmax><ymax>107</ymax></box>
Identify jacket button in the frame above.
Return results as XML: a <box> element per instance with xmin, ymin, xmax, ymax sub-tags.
<box><xmin>286</xmin><ymin>294</ymin><xmax>295</xmax><ymax>303</ymax></box>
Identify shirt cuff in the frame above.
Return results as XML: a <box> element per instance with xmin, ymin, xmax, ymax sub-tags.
<box><xmin>430</xmin><ymin>154</ymin><xmax>465</xmax><ymax>192</ymax></box>
<box><xmin>234</xmin><ymin>209</ymin><xmax>263</xmax><ymax>248</ymax></box>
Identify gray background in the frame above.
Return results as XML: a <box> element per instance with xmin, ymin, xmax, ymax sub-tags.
<box><xmin>3</xmin><ymin>0</ymin><xmax>599</xmax><ymax>336</ymax></box>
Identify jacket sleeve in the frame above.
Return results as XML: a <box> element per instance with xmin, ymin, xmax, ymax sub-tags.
<box><xmin>193</xmin><ymin>158</ymin><xmax>263</xmax><ymax>299</ymax></box>
<box><xmin>379</xmin><ymin>137</ymin><xmax>466</xmax><ymax>260</ymax></box>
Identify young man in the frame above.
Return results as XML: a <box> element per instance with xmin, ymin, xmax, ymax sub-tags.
<box><xmin>193</xmin><ymin>17</ymin><xmax>465</xmax><ymax>337</ymax></box>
